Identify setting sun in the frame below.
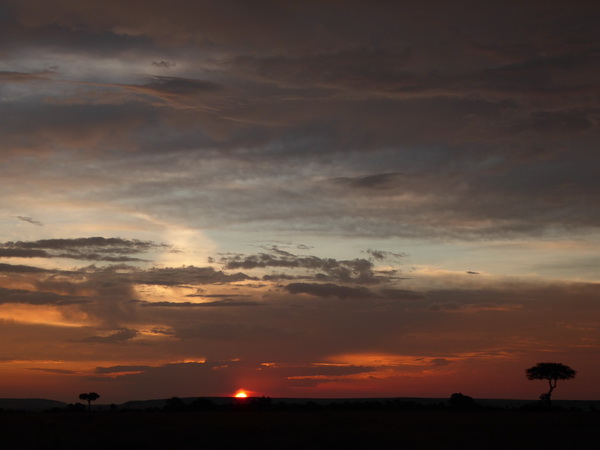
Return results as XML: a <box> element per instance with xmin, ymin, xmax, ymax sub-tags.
<box><xmin>234</xmin><ymin>391</ymin><xmax>248</xmax><ymax>398</ymax></box>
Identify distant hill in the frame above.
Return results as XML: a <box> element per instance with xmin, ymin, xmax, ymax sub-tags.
<box><xmin>2</xmin><ymin>396</ymin><xmax>598</xmax><ymax>412</ymax></box>
<box><xmin>119</xmin><ymin>397</ymin><xmax>237</xmax><ymax>410</ymax></box>
<box><xmin>116</xmin><ymin>396</ymin><xmax>600</xmax><ymax>410</ymax></box>
<box><xmin>0</xmin><ymin>398</ymin><xmax>68</xmax><ymax>411</ymax></box>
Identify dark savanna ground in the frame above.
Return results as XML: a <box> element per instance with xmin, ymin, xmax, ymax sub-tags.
<box><xmin>1</xmin><ymin>409</ymin><xmax>598</xmax><ymax>450</ymax></box>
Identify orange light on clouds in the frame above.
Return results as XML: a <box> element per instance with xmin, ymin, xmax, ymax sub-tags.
<box><xmin>0</xmin><ymin>304</ymin><xmax>91</xmax><ymax>327</ymax></box>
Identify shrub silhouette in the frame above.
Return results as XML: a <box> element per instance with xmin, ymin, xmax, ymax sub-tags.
<box><xmin>449</xmin><ymin>393</ymin><xmax>477</xmax><ymax>409</ymax></box>
<box><xmin>164</xmin><ymin>396</ymin><xmax>187</xmax><ymax>411</ymax></box>
<box><xmin>189</xmin><ymin>397</ymin><xmax>217</xmax><ymax>411</ymax></box>
<box><xmin>66</xmin><ymin>402</ymin><xmax>87</xmax><ymax>412</ymax></box>
<box><xmin>525</xmin><ymin>362</ymin><xmax>576</xmax><ymax>407</ymax></box>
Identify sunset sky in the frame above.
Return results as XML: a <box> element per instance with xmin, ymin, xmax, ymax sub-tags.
<box><xmin>1</xmin><ymin>0</ymin><xmax>599</xmax><ymax>403</ymax></box>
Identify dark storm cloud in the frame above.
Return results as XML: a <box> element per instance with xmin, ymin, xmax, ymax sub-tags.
<box><xmin>0</xmin><ymin>287</ymin><xmax>88</xmax><ymax>306</ymax></box>
<box><xmin>0</xmin><ymin>237</ymin><xmax>167</xmax><ymax>262</ymax></box>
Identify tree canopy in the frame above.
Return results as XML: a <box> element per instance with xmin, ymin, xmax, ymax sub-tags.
<box><xmin>525</xmin><ymin>362</ymin><xmax>576</xmax><ymax>406</ymax></box>
<box><xmin>79</xmin><ymin>392</ymin><xmax>100</xmax><ymax>411</ymax></box>
<box><xmin>526</xmin><ymin>362</ymin><xmax>577</xmax><ymax>382</ymax></box>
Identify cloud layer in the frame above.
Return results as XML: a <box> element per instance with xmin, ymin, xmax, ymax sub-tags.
<box><xmin>0</xmin><ymin>0</ymin><xmax>598</xmax><ymax>402</ymax></box>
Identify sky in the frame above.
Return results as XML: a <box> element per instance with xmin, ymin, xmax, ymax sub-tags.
<box><xmin>0</xmin><ymin>0</ymin><xmax>599</xmax><ymax>404</ymax></box>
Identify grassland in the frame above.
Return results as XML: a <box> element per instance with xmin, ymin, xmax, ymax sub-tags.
<box><xmin>1</xmin><ymin>409</ymin><xmax>598</xmax><ymax>449</ymax></box>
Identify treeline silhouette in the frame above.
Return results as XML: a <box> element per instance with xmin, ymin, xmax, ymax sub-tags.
<box><xmin>31</xmin><ymin>393</ymin><xmax>596</xmax><ymax>414</ymax></box>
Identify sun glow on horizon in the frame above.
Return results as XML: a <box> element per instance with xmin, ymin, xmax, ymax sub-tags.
<box><xmin>234</xmin><ymin>390</ymin><xmax>248</xmax><ymax>398</ymax></box>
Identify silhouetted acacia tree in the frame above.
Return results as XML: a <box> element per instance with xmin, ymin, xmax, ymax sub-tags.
<box><xmin>79</xmin><ymin>392</ymin><xmax>100</xmax><ymax>412</ymax></box>
<box><xmin>525</xmin><ymin>362</ymin><xmax>576</xmax><ymax>406</ymax></box>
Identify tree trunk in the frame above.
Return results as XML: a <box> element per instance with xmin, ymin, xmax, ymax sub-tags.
<box><xmin>544</xmin><ymin>379</ymin><xmax>556</xmax><ymax>407</ymax></box>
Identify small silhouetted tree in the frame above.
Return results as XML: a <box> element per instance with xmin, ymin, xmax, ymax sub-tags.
<box><xmin>79</xmin><ymin>392</ymin><xmax>100</xmax><ymax>412</ymax></box>
<box><xmin>449</xmin><ymin>393</ymin><xmax>477</xmax><ymax>409</ymax></box>
<box><xmin>526</xmin><ymin>362</ymin><xmax>576</xmax><ymax>407</ymax></box>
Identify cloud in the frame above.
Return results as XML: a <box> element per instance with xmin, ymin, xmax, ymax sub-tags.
<box><xmin>139</xmin><ymin>299</ymin><xmax>259</xmax><ymax>307</ymax></box>
<box><xmin>0</xmin><ymin>0</ymin><xmax>599</xmax><ymax>401</ymax></box>
<box><xmin>151</xmin><ymin>60</ymin><xmax>176</xmax><ymax>68</ymax></box>
<box><xmin>81</xmin><ymin>328</ymin><xmax>138</xmax><ymax>344</ymax></box>
<box><xmin>0</xmin><ymin>287</ymin><xmax>88</xmax><ymax>306</ymax></box>
<box><xmin>1</xmin><ymin>1</ymin><xmax>597</xmax><ymax>240</ymax></box>
<box><xmin>379</xmin><ymin>289</ymin><xmax>426</xmax><ymax>301</ymax></box>
<box><xmin>0</xmin><ymin>71</ymin><xmax>54</xmax><ymax>83</ymax></box>
<box><xmin>333</xmin><ymin>173</ymin><xmax>403</xmax><ymax>190</ymax></box>
<box><xmin>284</xmin><ymin>283</ymin><xmax>373</xmax><ymax>300</ymax></box>
<box><xmin>139</xmin><ymin>76</ymin><xmax>222</xmax><ymax>95</ymax></box>
<box><xmin>0</xmin><ymin>263</ymin><xmax>50</xmax><ymax>273</ymax></box>
<box><xmin>95</xmin><ymin>365</ymin><xmax>152</xmax><ymax>374</ymax></box>
<box><xmin>27</xmin><ymin>368</ymin><xmax>76</xmax><ymax>374</ymax></box>
<box><xmin>133</xmin><ymin>266</ymin><xmax>252</xmax><ymax>286</ymax></box>
<box><xmin>284</xmin><ymin>283</ymin><xmax>425</xmax><ymax>302</ymax></box>
<box><xmin>0</xmin><ymin>249</ymin><xmax>48</xmax><ymax>258</ymax></box>
<box><xmin>0</xmin><ymin>237</ymin><xmax>168</xmax><ymax>262</ymax></box>
<box><xmin>85</xmin><ymin>361</ymin><xmax>256</xmax><ymax>398</ymax></box>
<box><xmin>220</xmin><ymin>247</ymin><xmax>388</xmax><ymax>284</ymax></box>
<box><xmin>175</xmin><ymin>323</ymin><xmax>293</xmax><ymax>342</ymax></box>
<box><xmin>365</xmin><ymin>249</ymin><xmax>408</xmax><ymax>261</ymax></box>
<box><xmin>16</xmin><ymin>216</ymin><xmax>43</xmax><ymax>226</ymax></box>
<box><xmin>88</xmin><ymin>359</ymin><xmax>375</xmax><ymax>398</ymax></box>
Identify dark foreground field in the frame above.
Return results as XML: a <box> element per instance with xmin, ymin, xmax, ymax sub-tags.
<box><xmin>1</xmin><ymin>409</ymin><xmax>598</xmax><ymax>450</ymax></box>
